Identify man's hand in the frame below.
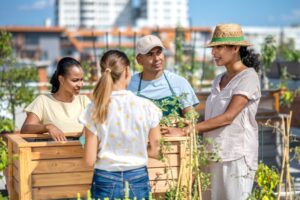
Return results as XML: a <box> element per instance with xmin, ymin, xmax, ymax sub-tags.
<box><xmin>161</xmin><ymin>127</ymin><xmax>187</xmax><ymax>137</ymax></box>
<box><xmin>45</xmin><ymin>124</ymin><xmax>67</xmax><ymax>141</ymax></box>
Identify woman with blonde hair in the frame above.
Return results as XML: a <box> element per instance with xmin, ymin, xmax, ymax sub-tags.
<box><xmin>79</xmin><ymin>50</ymin><xmax>162</xmax><ymax>200</ymax></box>
<box><xmin>191</xmin><ymin>24</ymin><xmax>261</xmax><ymax>200</ymax></box>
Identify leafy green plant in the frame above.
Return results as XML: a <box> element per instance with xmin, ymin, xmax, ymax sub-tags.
<box><xmin>0</xmin><ymin>31</ymin><xmax>13</xmax><ymax>66</ymax></box>
<box><xmin>261</xmin><ymin>36</ymin><xmax>277</xmax><ymax>71</ymax></box>
<box><xmin>81</xmin><ymin>60</ymin><xmax>96</xmax><ymax>83</ymax></box>
<box><xmin>0</xmin><ymin>117</ymin><xmax>14</xmax><ymax>133</ymax></box>
<box><xmin>279</xmin><ymin>90</ymin><xmax>294</xmax><ymax>108</ymax></box>
<box><xmin>282</xmin><ymin>47</ymin><xmax>300</xmax><ymax>62</ymax></box>
<box><xmin>154</xmin><ymin>98</ymin><xmax>220</xmax><ymax>199</ymax></box>
<box><xmin>249</xmin><ymin>162</ymin><xmax>279</xmax><ymax>200</ymax></box>
<box><xmin>260</xmin><ymin>35</ymin><xmax>277</xmax><ymax>89</ymax></box>
<box><xmin>0</xmin><ymin>193</ymin><xmax>8</xmax><ymax>200</ymax></box>
<box><xmin>156</xmin><ymin>95</ymin><xmax>188</xmax><ymax>128</ymax></box>
<box><xmin>0</xmin><ymin>31</ymin><xmax>38</xmax><ymax>125</ymax></box>
<box><xmin>277</xmin><ymin>66</ymin><xmax>297</xmax><ymax>108</ymax></box>
<box><xmin>0</xmin><ymin>137</ymin><xmax>8</xmax><ymax>176</ymax></box>
<box><xmin>174</xmin><ymin>27</ymin><xmax>200</xmax><ymax>89</ymax></box>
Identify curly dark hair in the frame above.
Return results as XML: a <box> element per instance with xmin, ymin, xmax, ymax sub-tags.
<box><xmin>239</xmin><ymin>47</ymin><xmax>260</xmax><ymax>72</ymax></box>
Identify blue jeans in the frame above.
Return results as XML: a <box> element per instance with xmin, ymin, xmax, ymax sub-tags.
<box><xmin>91</xmin><ymin>167</ymin><xmax>150</xmax><ymax>200</ymax></box>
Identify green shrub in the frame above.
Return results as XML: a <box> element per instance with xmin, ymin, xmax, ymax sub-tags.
<box><xmin>249</xmin><ymin>163</ymin><xmax>279</xmax><ymax>200</ymax></box>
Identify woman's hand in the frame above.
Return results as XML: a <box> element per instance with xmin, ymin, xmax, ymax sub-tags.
<box><xmin>45</xmin><ymin>124</ymin><xmax>67</xmax><ymax>141</ymax></box>
<box><xmin>182</xmin><ymin>125</ymin><xmax>192</xmax><ymax>136</ymax></box>
<box><xmin>161</xmin><ymin>127</ymin><xmax>187</xmax><ymax>137</ymax></box>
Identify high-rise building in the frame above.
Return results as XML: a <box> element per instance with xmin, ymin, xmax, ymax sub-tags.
<box><xmin>55</xmin><ymin>0</ymin><xmax>189</xmax><ymax>29</ymax></box>
<box><xmin>55</xmin><ymin>0</ymin><xmax>133</xmax><ymax>29</ymax></box>
<box><xmin>136</xmin><ymin>0</ymin><xmax>189</xmax><ymax>28</ymax></box>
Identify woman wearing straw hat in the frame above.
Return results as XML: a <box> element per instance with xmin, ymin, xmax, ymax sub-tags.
<box><xmin>191</xmin><ymin>24</ymin><xmax>261</xmax><ymax>200</ymax></box>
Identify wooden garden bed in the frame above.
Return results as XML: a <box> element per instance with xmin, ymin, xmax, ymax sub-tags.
<box><xmin>5</xmin><ymin>133</ymin><xmax>187</xmax><ymax>200</ymax></box>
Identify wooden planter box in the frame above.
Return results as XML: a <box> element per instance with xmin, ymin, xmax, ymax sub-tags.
<box><xmin>5</xmin><ymin>133</ymin><xmax>187</xmax><ymax>200</ymax></box>
<box><xmin>280</xmin><ymin>95</ymin><xmax>300</xmax><ymax>127</ymax></box>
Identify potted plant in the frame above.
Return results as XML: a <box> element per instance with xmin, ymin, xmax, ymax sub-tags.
<box><xmin>279</xmin><ymin>48</ymin><xmax>300</xmax><ymax>80</ymax></box>
<box><xmin>261</xmin><ymin>35</ymin><xmax>277</xmax><ymax>90</ymax></box>
<box><xmin>276</xmin><ymin>38</ymin><xmax>300</xmax><ymax>80</ymax></box>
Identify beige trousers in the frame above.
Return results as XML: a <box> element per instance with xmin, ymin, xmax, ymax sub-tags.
<box><xmin>210</xmin><ymin>157</ymin><xmax>256</xmax><ymax>200</ymax></box>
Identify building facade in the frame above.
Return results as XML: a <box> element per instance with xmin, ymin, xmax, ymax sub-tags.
<box><xmin>55</xmin><ymin>0</ymin><xmax>133</xmax><ymax>29</ymax></box>
<box><xmin>55</xmin><ymin>0</ymin><xmax>189</xmax><ymax>29</ymax></box>
<box><xmin>136</xmin><ymin>0</ymin><xmax>189</xmax><ymax>28</ymax></box>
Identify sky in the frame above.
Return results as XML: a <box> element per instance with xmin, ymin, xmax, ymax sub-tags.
<box><xmin>0</xmin><ymin>0</ymin><xmax>299</xmax><ymax>27</ymax></box>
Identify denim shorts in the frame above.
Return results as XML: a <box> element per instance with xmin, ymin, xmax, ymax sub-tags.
<box><xmin>91</xmin><ymin>166</ymin><xmax>150</xmax><ymax>200</ymax></box>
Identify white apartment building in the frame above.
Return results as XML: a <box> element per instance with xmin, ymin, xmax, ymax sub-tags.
<box><xmin>55</xmin><ymin>0</ymin><xmax>133</xmax><ymax>29</ymax></box>
<box><xmin>55</xmin><ymin>0</ymin><xmax>189</xmax><ymax>29</ymax></box>
<box><xmin>136</xmin><ymin>0</ymin><xmax>189</xmax><ymax>28</ymax></box>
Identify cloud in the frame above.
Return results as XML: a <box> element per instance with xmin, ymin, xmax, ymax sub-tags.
<box><xmin>281</xmin><ymin>9</ymin><xmax>300</xmax><ymax>21</ymax></box>
<box><xmin>18</xmin><ymin>0</ymin><xmax>54</xmax><ymax>10</ymax></box>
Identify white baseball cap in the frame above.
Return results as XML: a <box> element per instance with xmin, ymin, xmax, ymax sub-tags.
<box><xmin>136</xmin><ymin>35</ymin><xmax>165</xmax><ymax>56</ymax></box>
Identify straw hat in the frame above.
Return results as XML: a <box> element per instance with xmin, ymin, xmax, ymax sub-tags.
<box><xmin>206</xmin><ymin>24</ymin><xmax>252</xmax><ymax>47</ymax></box>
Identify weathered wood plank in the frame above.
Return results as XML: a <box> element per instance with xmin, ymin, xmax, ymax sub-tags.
<box><xmin>18</xmin><ymin>147</ymin><xmax>32</xmax><ymax>200</ymax></box>
<box><xmin>31</xmin><ymin>145</ymin><xmax>84</xmax><ymax>160</ymax></box>
<box><xmin>150</xmin><ymin>180</ymin><xmax>175</xmax><ymax>193</ymax></box>
<box><xmin>32</xmin><ymin>172</ymin><xmax>93</xmax><ymax>187</ymax></box>
<box><xmin>31</xmin><ymin>158</ymin><xmax>93</xmax><ymax>174</ymax></box>
<box><xmin>148</xmin><ymin>154</ymin><xmax>179</xmax><ymax>168</ymax></box>
<box><xmin>148</xmin><ymin>167</ymin><xmax>179</xmax><ymax>181</ymax></box>
<box><xmin>13</xmin><ymin>177</ymin><xmax>20</xmax><ymax>195</ymax></box>
<box><xmin>32</xmin><ymin>184</ymin><xmax>90</xmax><ymax>200</ymax></box>
<box><xmin>13</xmin><ymin>165</ymin><xmax>19</xmax><ymax>182</ymax></box>
<box><xmin>6</xmin><ymin>139</ymin><xmax>18</xmax><ymax>200</ymax></box>
<box><xmin>161</xmin><ymin>144</ymin><xmax>180</xmax><ymax>154</ymax></box>
<box><xmin>13</xmin><ymin>156</ymin><xmax>19</xmax><ymax>169</ymax></box>
<box><xmin>163</xmin><ymin>137</ymin><xmax>188</xmax><ymax>142</ymax></box>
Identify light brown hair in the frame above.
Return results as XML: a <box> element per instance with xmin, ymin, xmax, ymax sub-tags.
<box><xmin>92</xmin><ymin>50</ymin><xmax>130</xmax><ymax>123</ymax></box>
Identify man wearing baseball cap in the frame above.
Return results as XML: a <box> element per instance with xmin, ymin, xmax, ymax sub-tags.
<box><xmin>128</xmin><ymin>35</ymin><xmax>199</xmax><ymax>136</ymax></box>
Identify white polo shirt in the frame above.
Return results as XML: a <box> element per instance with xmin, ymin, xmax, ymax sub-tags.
<box><xmin>204</xmin><ymin>68</ymin><xmax>261</xmax><ymax>170</ymax></box>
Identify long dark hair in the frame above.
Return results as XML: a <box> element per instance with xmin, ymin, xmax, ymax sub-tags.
<box><xmin>50</xmin><ymin>57</ymin><xmax>81</xmax><ymax>93</ymax></box>
<box><xmin>239</xmin><ymin>47</ymin><xmax>260</xmax><ymax>72</ymax></box>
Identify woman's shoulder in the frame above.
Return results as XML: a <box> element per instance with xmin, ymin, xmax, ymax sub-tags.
<box><xmin>33</xmin><ymin>94</ymin><xmax>53</xmax><ymax>102</ymax></box>
<box><xmin>24</xmin><ymin>94</ymin><xmax>52</xmax><ymax>112</ymax></box>
<box><xmin>241</xmin><ymin>68</ymin><xmax>259</xmax><ymax>79</ymax></box>
<box><xmin>75</xmin><ymin>94</ymin><xmax>91</xmax><ymax>107</ymax></box>
<box><xmin>76</xmin><ymin>94</ymin><xmax>91</xmax><ymax>101</ymax></box>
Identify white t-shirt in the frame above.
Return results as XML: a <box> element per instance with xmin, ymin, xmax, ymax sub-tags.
<box><xmin>204</xmin><ymin>68</ymin><xmax>261</xmax><ymax>169</ymax></box>
<box><xmin>25</xmin><ymin>94</ymin><xmax>90</xmax><ymax>133</ymax></box>
<box><xmin>79</xmin><ymin>90</ymin><xmax>162</xmax><ymax>171</ymax></box>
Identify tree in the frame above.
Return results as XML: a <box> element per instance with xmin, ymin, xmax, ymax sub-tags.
<box><xmin>0</xmin><ymin>31</ymin><xmax>37</xmax><ymax>128</ymax></box>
